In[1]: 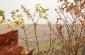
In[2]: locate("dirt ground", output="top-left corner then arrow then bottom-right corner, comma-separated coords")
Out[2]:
0,24 -> 56,50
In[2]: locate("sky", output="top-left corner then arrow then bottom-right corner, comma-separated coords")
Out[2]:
0,0 -> 74,24
0,0 -> 60,24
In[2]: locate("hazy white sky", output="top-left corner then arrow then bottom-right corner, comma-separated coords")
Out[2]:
0,0 -> 73,24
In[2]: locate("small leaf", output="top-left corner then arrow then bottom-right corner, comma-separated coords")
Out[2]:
39,14 -> 43,18
0,20 -> 3,24
6,25 -> 11,29
41,8 -> 49,13
0,16 -> 5,24
11,11 -> 15,14
7,19 -> 10,22
35,4 -> 41,6
36,7 -> 39,11
12,16 -> 16,20
0,10 -> 4,16
21,18 -> 24,23
43,16 -> 47,19
33,23 -> 37,26
15,21 -> 20,26
16,9 -> 19,12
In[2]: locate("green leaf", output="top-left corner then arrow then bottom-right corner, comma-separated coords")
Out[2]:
45,9 -> 49,11
36,7 -> 39,11
39,14 -> 43,18
11,11 -> 15,14
0,10 -> 5,24
21,5 -> 24,9
12,16 -> 16,20
21,5 -> 27,11
0,10 -> 4,16
60,0 -> 63,2
33,22 -> 38,26
35,4 -> 41,6
14,21 -> 20,26
41,8 -> 49,13
16,9 -> 19,12
6,25 -> 11,29
7,19 -> 10,22
43,16 -> 47,19
0,14 -> 5,24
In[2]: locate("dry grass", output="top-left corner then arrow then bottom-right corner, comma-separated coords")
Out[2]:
0,24 -> 56,50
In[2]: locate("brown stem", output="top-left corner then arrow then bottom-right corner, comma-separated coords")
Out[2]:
34,25 -> 39,54
23,27 -> 29,52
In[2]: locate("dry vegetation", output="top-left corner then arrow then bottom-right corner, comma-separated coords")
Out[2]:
0,0 -> 85,55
